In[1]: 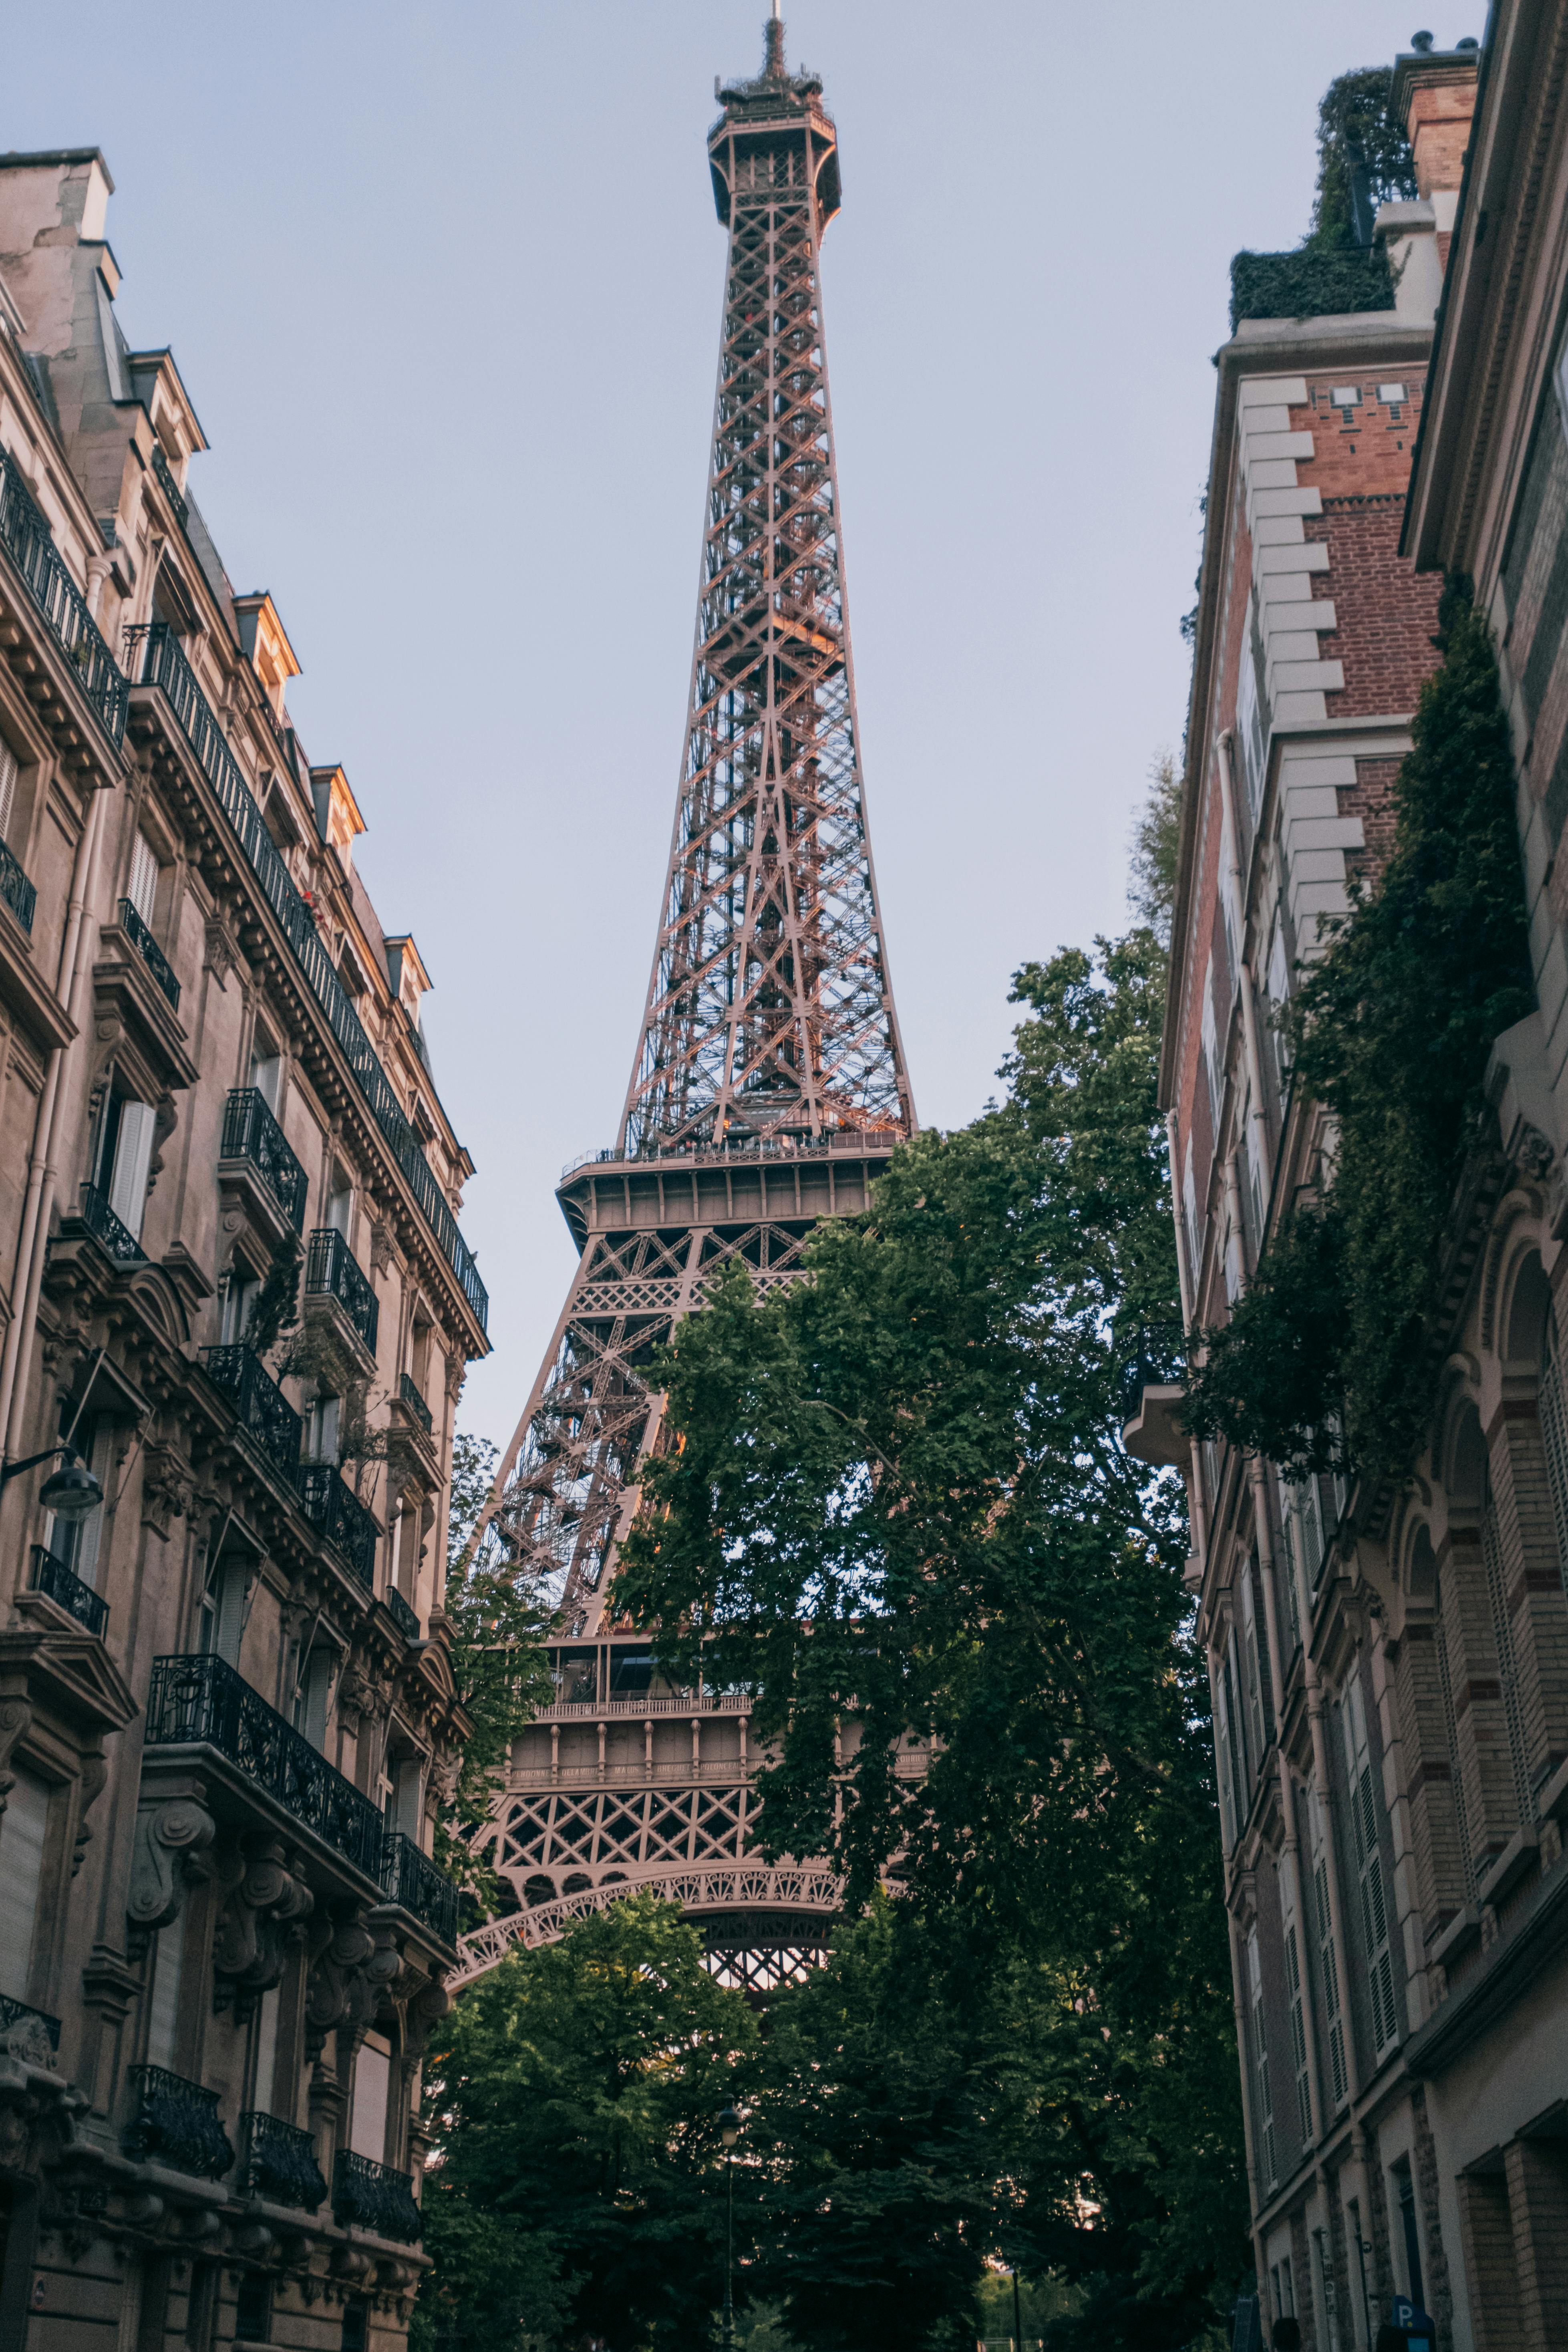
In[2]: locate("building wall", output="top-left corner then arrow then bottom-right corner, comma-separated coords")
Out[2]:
0,149 -> 485,2351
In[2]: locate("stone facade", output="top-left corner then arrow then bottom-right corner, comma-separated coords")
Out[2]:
0,149 -> 486,2350
1145,40 -> 1568,2352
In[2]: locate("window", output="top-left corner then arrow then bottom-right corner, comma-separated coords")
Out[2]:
1482,1465 -> 1535,1834
127,828 -> 159,926
1310,1785 -> 1348,2107
1271,2255 -> 1295,2317
249,1039 -> 282,1112
234,2271 -> 271,2343
341,2297 -> 369,2352
1343,1677 -> 1398,2056
1393,2159 -> 1425,2310
1280,1873 -> 1311,2143
294,1647 -> 336,1750
145,1919 -> 183,2070
46,1415 -> 112,1585
304,1392 -> 340,1465
1330,386 -> 1361,410
1435,1572 -> 1474,1899
1378,383 -> 1407,405
350,2036 -> 390,2161
1246,1924 -> 1277,2187
0,1767 -> 49,2001
199,1551 -> 248,1667
1215,1651 -> 1242,1849
387,1756 -> 424,1839
1539,1307 -> 1568,1599
0,738 -> 17,842
1240,1565 -> 1270,1763
95,1083 -> 157,1240
326,1177 -> 353,1239
1236,637 -> 1267,818
251,1983 -> 280,2117
1201,976 -> 1223,1144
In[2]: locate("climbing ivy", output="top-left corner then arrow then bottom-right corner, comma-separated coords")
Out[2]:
1229,66 -> 1417,333
1185,587 -> 1534,1488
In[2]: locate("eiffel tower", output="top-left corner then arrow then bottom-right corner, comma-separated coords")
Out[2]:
456,8 -> 915,1992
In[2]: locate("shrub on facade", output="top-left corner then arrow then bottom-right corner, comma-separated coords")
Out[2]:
1185,587 -> 1534,1488
1228,66 -> 1416,333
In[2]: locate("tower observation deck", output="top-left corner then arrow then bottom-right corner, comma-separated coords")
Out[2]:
455,15 -> 915,1994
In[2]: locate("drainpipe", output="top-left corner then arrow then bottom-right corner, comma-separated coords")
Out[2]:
0,779 -> 115,1458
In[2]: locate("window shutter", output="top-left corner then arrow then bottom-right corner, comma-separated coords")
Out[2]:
350,2038 -> 391,2159
127,830 -> 158,925
0,740 -> 17,843
108,1099 -> 157,1237
0,1768 -> 50,2001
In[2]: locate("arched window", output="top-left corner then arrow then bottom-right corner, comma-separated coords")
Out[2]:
1538,1293 -> 1568,1603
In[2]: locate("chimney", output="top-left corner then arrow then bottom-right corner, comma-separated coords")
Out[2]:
0,149 -> 115,353
1377,40 -> 1481,317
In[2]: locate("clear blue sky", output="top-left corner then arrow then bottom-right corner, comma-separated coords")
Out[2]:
7,1 -> 1471,1452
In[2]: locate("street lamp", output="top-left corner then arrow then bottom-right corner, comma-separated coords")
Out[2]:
1,1445 -> 103,1520
719,2105 -> 741,2352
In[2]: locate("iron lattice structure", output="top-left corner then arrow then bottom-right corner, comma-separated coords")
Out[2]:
461,17 -> 914,1987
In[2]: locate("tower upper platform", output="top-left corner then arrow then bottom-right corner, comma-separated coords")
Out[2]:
709,16 -> 841,230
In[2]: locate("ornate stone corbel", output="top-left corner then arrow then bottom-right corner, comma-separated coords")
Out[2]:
203,915 -> 240,991
211,1832 -> 314,2019
140,1442 -> 195,1539
126,1791 -> 216,1944
0,1697 -> 35,1819
403,1970 -> 451,2059
304,1907 -> 377,2060
71,1751 -> 108,1878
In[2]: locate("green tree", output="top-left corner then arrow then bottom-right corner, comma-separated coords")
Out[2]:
435,1433 -> 555,1903
416,1890 -> 756,2352
615,918 -> 1250,2343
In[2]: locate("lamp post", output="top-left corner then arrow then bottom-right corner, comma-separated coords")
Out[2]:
719,2104 -> 741,2352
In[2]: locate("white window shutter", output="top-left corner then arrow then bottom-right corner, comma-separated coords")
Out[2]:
127,830 -> 158,925
350,2039 -> 391,2159
108,1099 -> 157,1237
0,1768 -> 50,2000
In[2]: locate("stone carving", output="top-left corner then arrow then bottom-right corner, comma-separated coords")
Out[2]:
72,1752 -> 107,1879
403,1971 -> 451,2058
203,915 -> 239,990
211,1832 -> 314,2019
304,1907 -> 379,2060
0,1697 -> 35,1819
140,1442 -> 195,1538
337,1663 -> 391,1739
126,1793 -> 216,1941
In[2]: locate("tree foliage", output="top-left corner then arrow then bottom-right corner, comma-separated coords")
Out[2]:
1186,588 -> 1533,1484
1307,66 -> 1418,250
415,1890 -> 755,2352
611,914 -> 1248,2342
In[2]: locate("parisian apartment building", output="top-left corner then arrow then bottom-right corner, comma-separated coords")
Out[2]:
1129,18 -> 1568,2352
0,147 -> 487,2350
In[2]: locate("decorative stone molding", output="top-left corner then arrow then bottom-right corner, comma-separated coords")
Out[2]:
211,1831 -> 314,2019
304,1907 -> 381,2060
139,1440 -> 195,1538
126,1788 -> 216,1943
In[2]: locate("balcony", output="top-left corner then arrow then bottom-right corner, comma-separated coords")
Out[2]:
398,1370 -> 433,1436
306,1226 -> 379,1357
219,1087 -> 307,1234
1115,1318 -> 1190,1470
380,1829 -> 458,1946
145,1653 -> 386,1880
202,1344 -> 302,1479
0,445 -> 127,746
150,441 -> 189,531
77,1180 -> 145,1265
238,2110 -> 327,2211
1229,242 -> 1395,334
331,2149 -> 422,2244
0,835 -> 36,935
295,1463 -> 377,1589
123,2064 -> 235,2180
117,897 -> 181,1011
385,1587 -> 420,1643
0,1994 -> 61,2062
30,1545 -> 109,1638
126,620 -> 487,1332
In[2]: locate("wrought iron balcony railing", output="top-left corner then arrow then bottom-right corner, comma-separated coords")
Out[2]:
305,1226 -> 379,1353
202,1344 -> 302,1478
385,1587 -> 420,1643
1114,1319 -> 1188,1429
77,1181 -> 145,1265
123,2064 -> 235,2180
295,1463 -> 377,1589
379,1829 -> 457,1946
220,1087 -> 307,1232
0,445 -> 127,745
331,2149 -> 422,2243
398,1370 -> 433,1435
125,621 -> 486,1331
150,441 -> 189,530
238,2109 -> 327,2211
0,1994 -> 61,2058
117,896 -> 181,1010
145,1653 -> 387,1879
30,1544 -> 108,1637
0,834 -> 36,935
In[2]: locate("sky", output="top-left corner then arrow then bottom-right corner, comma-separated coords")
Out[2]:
8,0 -> 1473,1454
